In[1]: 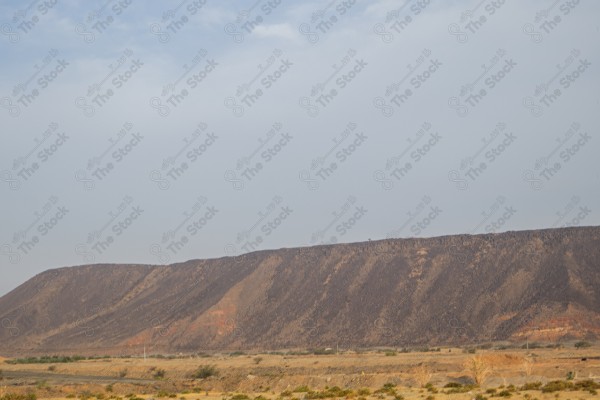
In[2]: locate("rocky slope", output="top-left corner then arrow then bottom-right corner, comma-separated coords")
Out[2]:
0,226 -> 599,355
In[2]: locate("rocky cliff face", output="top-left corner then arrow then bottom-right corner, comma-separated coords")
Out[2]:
1,226 -> 599,355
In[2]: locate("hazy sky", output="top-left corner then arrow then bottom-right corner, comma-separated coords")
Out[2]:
1,0 -> 599,296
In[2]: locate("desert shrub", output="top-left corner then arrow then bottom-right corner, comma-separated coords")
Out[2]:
311,348 -> 335,355
444,383 -> 476,394
486,388 -> 497,394
305,387 -> 353,399
254,396 -> 268,400
230,395 -> 250,400
229,351 -> 246,357
280,391 -> 292,397
118,368 -> 128,378
424,383 -> 437,393
357,389 -> 370,396
541,381 -> 573,393
192,365 -> 219,379
47,365 -> 56,371
443,383 -> 462,388
105,385 -> 113,393
153,368 -> 166,379
253,357 -> 263,364
374,383 -> 397,395
385,351 -> 396,356
425,396 -> 434,400
565,371 -> 575,380
475,395 -> 487,400
5,356 -> 88,364
293,386 -> 310,393
574,341 -> 591,348
0,394 -> 37,400
520,382 -> 542,391
496,390 -> 512,397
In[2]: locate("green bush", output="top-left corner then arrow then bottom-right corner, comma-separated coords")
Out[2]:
230,395 -> 250,400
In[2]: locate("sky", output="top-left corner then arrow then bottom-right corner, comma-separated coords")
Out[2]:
0,0 -> 599,296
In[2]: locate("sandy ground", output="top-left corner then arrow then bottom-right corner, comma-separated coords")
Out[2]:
1,345 -> 599,400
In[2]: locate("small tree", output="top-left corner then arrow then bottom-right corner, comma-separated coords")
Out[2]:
522,357 -> 534,376
464,355 -> 492,386
413,364 -> 433,387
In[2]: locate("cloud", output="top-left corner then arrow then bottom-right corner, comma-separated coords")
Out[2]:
252,23 -> 299,41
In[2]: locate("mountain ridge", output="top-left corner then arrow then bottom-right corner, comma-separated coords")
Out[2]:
1,226 -> 599,356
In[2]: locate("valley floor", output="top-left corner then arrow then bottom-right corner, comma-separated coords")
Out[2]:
1,345 -> 599,400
